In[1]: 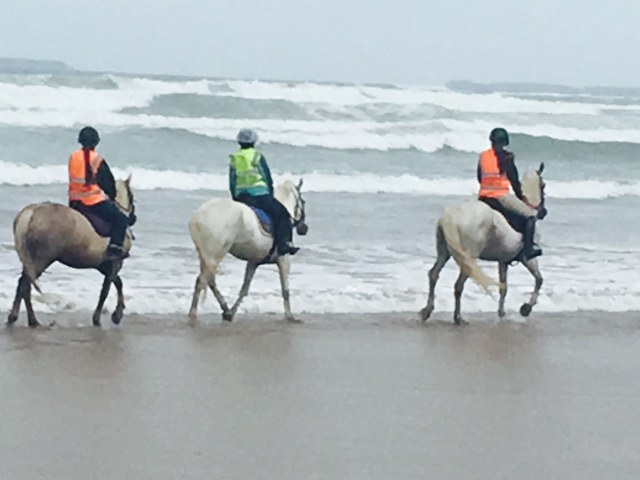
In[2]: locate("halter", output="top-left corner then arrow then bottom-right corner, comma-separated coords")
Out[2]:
291,186 -> 306,228
115,184 -> 135,216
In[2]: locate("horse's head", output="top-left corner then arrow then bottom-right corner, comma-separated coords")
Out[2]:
115,174 -> 135,216
293,179 -> 308,236
275,179 -> 308,236
520,162 -> 547,220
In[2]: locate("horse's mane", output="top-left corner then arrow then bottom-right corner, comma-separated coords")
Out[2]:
520,169 -> 541,206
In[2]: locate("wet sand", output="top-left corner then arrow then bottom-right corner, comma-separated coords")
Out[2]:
1,311 -> 639,479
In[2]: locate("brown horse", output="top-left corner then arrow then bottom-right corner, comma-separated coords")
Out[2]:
8,177 -> 135,327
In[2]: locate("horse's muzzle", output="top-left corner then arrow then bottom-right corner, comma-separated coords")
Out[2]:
296,223 -> 309,236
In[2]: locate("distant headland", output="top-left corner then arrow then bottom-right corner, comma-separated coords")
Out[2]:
0,57 -> 74,74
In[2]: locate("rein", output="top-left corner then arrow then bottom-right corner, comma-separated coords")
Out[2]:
290,188 -> 306,227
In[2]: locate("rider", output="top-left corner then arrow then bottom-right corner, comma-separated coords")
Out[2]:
68,126 -> 135,258
229,128 -> 299,256
477,128 -> 542,260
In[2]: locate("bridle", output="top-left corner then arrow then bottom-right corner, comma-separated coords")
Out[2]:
291,187 -> 306,228
115,185 -> 135,216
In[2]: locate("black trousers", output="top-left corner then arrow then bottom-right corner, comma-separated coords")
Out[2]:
479,196 -> 527,234
236,193 -> 293,249
71,200 -> 130,246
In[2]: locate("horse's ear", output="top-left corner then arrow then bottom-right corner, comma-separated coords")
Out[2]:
297,178 -> 303,191
538,162 -> 545,174
125,174 -> 132,187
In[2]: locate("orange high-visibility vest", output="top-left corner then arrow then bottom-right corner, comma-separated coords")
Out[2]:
478,148 -> 510,198
68,149 -> 107,205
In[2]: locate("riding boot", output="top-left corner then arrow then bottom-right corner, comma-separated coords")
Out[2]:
277,241 -> 299,256
523,217 -> 542,260
108,244 -> 130,259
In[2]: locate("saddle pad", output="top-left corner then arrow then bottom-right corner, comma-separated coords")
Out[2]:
81,211 -> 112,238
249,206 -> 273,234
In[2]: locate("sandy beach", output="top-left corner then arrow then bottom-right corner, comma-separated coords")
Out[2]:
1,311 -> 639,479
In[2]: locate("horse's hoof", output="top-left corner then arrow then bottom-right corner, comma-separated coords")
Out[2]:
222,312 -> 233,322
188,312 -> 197,322
520,304 -> 533,317
111,311 -> 123,325
454,317 -> 467,326
498,310 -> 506,319
420,306 -> 433,322
286,316 -> 303,324
28,319 -> 40,328
7,314 -> 18,325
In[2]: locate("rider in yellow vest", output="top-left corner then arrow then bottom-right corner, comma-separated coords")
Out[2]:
478,128 -> 542,260
229,128 -> 298,256
68,126 -> 136,258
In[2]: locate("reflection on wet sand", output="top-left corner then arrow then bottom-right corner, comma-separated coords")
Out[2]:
1,311 -> 639,479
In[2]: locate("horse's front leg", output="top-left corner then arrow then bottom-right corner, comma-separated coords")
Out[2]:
226,262 -> 258,321
277,255 -> 300,323
453,271 -> 468,326
111,275 -> 125,325
93,275 -> 112,327
498,262 -> 508,318
520,259 -> 543,317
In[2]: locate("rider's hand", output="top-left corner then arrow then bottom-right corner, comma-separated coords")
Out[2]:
537,207 -> 547,220
129,213 -> 137,226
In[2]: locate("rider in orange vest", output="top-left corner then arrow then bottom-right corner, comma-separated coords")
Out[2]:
478,128 -> 542,260
68,127 -> 135,258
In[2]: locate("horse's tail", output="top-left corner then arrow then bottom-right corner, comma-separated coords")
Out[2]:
438,210 -> 497,292
13,206 -> 42,294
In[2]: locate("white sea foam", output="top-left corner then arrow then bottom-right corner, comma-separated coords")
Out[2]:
2,75 -> 640,152
1,161 -> 638,199
0,243 -> 637,316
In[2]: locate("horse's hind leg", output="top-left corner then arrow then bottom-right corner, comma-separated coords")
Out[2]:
498,262 -> 508,318
421,226 -> 450,322
93,275 -> 112,327
7,273 -> 26,324
227,262 -> 258,322
453,271 -> 468,326
21,275 -> 39,328
209,275 -> 232,321
520,259 -> 543,317
111,275 -> 125,325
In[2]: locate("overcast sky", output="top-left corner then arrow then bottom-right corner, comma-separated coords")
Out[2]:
1,0 -> 638,86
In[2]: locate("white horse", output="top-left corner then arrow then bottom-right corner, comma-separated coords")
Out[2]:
188,179 -> 308,322
421,163 -> 547,325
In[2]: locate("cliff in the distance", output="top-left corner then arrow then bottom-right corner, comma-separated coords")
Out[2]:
0,58 -> 74,74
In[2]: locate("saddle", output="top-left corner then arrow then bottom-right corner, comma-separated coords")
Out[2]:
82,211 -> 113,238
479,197 -> 527,234
248,206 -> 280,264
70,202 -> 113,238
249,206 -> 274,235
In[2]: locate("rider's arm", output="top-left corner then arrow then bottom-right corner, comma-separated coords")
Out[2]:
96,160 -> 117,201
503,154 -> 524,200
229,165 -> 237,199
258,155 -> 274,195
477,162 -> 482,183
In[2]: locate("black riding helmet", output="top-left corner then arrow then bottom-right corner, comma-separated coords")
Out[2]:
78,126 -> 100,148
489,127 -> 509,148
